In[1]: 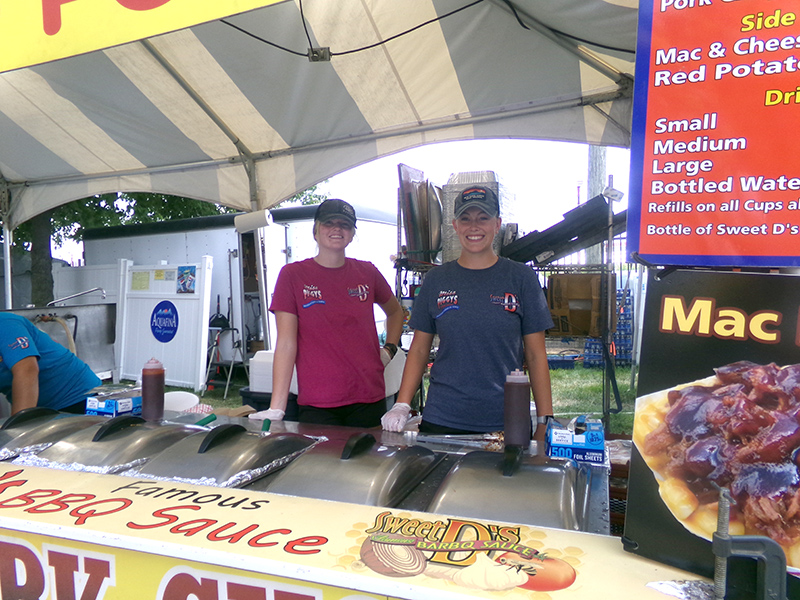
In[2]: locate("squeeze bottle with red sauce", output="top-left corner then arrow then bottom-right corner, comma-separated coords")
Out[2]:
504,369 -> 531,448
141,358 -> 165,421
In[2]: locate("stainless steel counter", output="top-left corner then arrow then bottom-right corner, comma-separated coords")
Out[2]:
1,409 -> 610,536
178,415 -> 611,535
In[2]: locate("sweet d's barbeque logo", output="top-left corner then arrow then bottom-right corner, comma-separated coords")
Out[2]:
347,284 -> 370,302
490,292 -> 520,313
345,511 -> 579,593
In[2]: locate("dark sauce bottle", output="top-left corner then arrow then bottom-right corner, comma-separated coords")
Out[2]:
141,358 -> 165,421
504,369 -> 531,448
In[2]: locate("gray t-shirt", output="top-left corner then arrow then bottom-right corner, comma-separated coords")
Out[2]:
409,258 -> 553,432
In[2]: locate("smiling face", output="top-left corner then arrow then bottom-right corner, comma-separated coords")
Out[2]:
453,206 -> 501,256
314,218 -> 355,252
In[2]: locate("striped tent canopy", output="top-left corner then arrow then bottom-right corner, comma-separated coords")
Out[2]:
0,0 -> 637,229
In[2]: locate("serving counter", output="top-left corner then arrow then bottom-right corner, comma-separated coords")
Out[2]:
0,411 -> 709,599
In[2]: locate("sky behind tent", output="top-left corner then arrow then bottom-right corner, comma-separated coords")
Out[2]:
319,139 -> 631,236
52,139 -> 631,264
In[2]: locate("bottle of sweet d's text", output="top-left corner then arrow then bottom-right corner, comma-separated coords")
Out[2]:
504,369 -> 531,448
141,358 -> 165,421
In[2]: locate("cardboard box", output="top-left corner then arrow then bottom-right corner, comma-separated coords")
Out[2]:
546,273 -> 616,337
546,416 -> 606,465
86,396 -> 143,417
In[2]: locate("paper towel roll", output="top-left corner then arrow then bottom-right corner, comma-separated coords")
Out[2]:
234,210 -> 272,233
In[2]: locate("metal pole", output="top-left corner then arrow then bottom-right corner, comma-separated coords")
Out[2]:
2,219 -> 12,309
255,227 -> 271,351
602,175 -> 615,426
1,181 -> 12,309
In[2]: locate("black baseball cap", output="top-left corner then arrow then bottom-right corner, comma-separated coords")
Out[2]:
314,199 -> 357,228
454,186 -> 499,218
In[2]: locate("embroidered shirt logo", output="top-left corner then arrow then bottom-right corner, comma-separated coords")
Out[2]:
435,290 -> 459,318
490,293 -> 521,313
10,336 -> 30,350
302,285 -> 325,308
348,284 -> 370,302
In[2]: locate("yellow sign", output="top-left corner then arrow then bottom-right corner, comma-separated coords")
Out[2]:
0,0 -> 283,74
131,271 -> 150,290
0,529 -> 384,600
0,464 -> 707,599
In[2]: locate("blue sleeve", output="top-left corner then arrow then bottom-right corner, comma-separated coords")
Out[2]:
0,318 -> 40,369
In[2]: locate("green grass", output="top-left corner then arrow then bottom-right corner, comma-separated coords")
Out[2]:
550,365 -> 636,436
175,365 -> 250,410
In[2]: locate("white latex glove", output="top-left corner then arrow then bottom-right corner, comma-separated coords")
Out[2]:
380,346 -> 393,367
248,408 -> 285,421
381,403 -> 411,432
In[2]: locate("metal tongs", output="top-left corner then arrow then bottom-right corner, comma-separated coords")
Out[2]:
413,432 -> 500,449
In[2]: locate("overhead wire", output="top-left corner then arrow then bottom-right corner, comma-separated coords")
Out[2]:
220,0 -> 634,59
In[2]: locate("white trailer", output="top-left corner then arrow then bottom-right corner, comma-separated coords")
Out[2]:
53,206 -> 397,389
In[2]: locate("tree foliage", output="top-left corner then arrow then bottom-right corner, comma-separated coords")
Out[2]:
14,184 -> 327,248
5,186 -> 328,306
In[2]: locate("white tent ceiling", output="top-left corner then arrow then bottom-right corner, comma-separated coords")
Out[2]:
0,0 -> 637,229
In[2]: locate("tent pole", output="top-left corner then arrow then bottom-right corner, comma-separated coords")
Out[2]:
0,183 -> 11,309
2,220 -> 11,309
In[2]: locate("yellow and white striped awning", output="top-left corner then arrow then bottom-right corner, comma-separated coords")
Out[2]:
0,0 -> 637,228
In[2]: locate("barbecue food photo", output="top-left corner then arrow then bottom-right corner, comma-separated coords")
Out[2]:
633,360 -> 800,569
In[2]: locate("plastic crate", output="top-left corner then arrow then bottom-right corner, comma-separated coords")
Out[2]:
583,359 -> 605,369
547,354 -> 579,370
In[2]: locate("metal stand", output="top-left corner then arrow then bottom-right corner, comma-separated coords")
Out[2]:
712,487 -> 788,600
203,327 -> 248,400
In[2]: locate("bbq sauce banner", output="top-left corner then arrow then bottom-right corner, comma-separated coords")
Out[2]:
627,0 -> 800,267
624,269 -> 800,597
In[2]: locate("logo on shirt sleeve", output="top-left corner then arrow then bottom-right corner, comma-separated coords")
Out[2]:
490,293 -> 521,313
10,336 -> 30,350
302,284 -> 325,308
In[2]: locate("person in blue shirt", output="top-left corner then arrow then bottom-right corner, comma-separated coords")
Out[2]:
382,186 -> 554,438
0,312 -> 101,414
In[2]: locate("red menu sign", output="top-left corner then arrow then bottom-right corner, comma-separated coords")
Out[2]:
628,0 -> 800,267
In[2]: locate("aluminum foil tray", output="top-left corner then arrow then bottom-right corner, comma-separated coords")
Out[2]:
16,415 -> 204,473
426,451 -> 590,530
247,432 -> 441,507
0,408 -> 109,460
137,424 -> 316,487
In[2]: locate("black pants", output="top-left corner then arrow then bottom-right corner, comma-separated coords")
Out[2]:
420,418 -> 533,438
60,400 -> 87,414
419,420 -> 484,435
298,400 -> 385,428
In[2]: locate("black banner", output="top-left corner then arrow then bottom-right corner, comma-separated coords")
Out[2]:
625,269 -> 800,598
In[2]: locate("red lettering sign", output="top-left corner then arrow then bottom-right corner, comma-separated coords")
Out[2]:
0,541 -> 45,600
48,552 -> 111,600
42,0 -> 79,36
115,0 -> 171,9
42,0 -> 172,36
162,573 -> 218,600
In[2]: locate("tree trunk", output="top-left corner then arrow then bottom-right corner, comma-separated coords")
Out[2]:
30,210 -> 54,307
